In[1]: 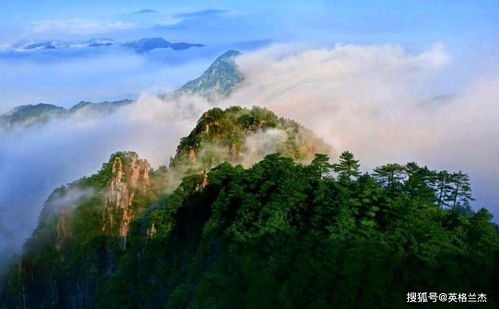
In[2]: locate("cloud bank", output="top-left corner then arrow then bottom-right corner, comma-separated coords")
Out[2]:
223,43 -> 498,212
1,43 -> 498,268
32,19 -> 135,34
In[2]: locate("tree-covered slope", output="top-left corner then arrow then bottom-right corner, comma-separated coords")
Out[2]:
168,106 -> 329,184
105,154 -> 499,308
0,108 -> 497,309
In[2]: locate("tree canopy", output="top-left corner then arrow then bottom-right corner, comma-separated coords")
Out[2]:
2,152 -> 497,308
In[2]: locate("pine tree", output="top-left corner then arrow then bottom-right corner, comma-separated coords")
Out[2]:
435,170 -> 453,208
310,153 -> 333,176
403,162 -> 437,201
332,151 -> 360,180
447,171 -> 474,209
372,163 -> 406,190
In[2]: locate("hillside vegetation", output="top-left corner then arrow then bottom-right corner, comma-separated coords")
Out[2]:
0,107 -> 497,308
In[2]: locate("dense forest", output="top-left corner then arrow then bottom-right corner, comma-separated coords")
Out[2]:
1,107 -> 497,308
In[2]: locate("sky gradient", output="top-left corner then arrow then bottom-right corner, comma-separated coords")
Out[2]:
0,0 -> 498,110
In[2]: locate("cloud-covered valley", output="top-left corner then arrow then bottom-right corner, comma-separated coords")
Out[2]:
1,43 -> 498,267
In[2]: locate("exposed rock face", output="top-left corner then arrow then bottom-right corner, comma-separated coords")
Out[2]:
0,107 -> 336,309
55,208 -> 74,250
147,223 -> 157,238
205,120 -> 220,134
230,144 -> 238,162
188,148 -> 197,163
196,171 -> 209,191
102,153 -> 150,249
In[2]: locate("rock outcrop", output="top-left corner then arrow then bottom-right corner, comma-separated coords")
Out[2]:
102,152 -> 150,249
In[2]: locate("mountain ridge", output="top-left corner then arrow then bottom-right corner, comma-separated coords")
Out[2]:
0,50 -> 243,129
6,37 -> 204,53
173,50 -> 243,100
0,99 -> 133,129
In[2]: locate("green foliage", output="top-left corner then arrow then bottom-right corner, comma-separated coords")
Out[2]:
333,151 -> 360,179
2,151 -> 498,308
78,151 -> 137,189
373,163 -> 406,190
170,106 -> 328,170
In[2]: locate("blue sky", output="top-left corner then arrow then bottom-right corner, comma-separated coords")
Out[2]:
0,0 -> 497,110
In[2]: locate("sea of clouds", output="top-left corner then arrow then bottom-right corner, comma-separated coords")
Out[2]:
1,43 -> 498,267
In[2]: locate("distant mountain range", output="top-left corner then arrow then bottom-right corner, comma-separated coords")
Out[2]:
0,100 -> 133,129
0,50 -> 243,129
7,37 -> 204,53
122,38 -> 204,53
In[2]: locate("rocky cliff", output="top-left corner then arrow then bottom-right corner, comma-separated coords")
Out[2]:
102,153 -> 150,249
1,104 -> 498,308
0,106 -> 332,308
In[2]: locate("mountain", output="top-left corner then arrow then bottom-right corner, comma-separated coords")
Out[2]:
68,99 -> 132,113
0,103 -> 66,129
13,39 -> 113,50
122,37 -> 204,53
9,37 -> 204,53
0,99 -> 132,130
0,106 -> 330,307
172,50 -> 244,100
21,40 -> 68,50
86,38 -> 116,47
1,106 -> 498,308
1,50 -> 243,129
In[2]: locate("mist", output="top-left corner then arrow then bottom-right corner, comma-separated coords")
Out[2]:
0,94 -> 208,264
223,43 -> 499,213
1,43 -> 498,267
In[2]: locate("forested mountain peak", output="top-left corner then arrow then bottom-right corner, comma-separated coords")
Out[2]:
14,106 -> 330,264
1,107 -> 497,308
170,106 -> 330,173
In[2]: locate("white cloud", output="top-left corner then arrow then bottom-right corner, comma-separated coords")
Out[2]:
1,42 -> 498,267
155,16 -> 183,26
32,19 -> 135,34
240,128 -> 288,167
224,43 -> 452,156
218,44 -> 497,214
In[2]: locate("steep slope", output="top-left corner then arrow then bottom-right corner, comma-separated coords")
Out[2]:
169,106 -> 329,171
0,106 -> 331,308
2,139 -> 498,308
2,103 -> 497,308
171,50 -> 243,100
1,152 -> 160,308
